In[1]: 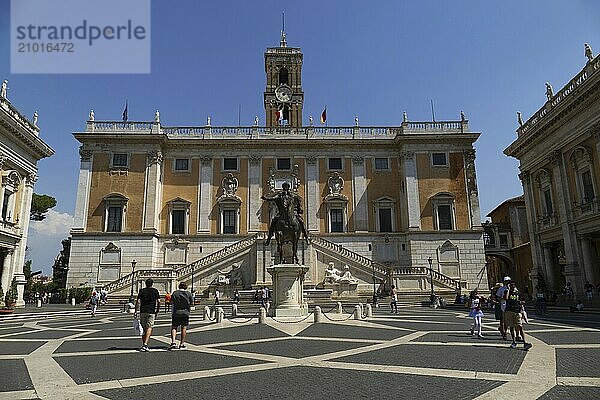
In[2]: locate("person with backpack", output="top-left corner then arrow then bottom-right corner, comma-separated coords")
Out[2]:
89,291 -> 99,317
169,282 -> 193,350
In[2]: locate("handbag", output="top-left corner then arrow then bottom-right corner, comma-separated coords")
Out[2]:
133,318 -> 143,336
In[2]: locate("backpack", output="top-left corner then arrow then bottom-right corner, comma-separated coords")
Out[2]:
90,296 -> 98,305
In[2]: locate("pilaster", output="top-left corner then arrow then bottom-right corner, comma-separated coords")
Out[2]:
402,151 -> 421,230
248,156 -> 262,232
198,157 -> 213,233
351,156 -> 368,232
142,150 -> 163,233
463,149 -> 482,228
305,156 -> 319,232
72,147 -> 93,232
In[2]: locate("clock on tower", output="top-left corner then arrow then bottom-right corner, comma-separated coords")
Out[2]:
264,30 -> 304,128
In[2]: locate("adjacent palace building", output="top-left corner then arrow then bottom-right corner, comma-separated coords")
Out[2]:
0,83 -> 54,307
506,45 -> 600,297
67,34 -> 486,300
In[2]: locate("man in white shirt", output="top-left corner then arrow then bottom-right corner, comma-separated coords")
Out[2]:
495,277 -> 511,340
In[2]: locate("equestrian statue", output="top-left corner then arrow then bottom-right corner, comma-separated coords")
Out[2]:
261,182 -> 309,264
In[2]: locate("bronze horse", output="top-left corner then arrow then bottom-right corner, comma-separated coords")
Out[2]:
273,194 -> 302,264
262,182 -> 308,264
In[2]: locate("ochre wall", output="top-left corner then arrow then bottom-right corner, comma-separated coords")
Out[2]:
366,157 -> 401,231
417,152 -> 469,230
160,158 -> 199,234
87,153 -> 146,232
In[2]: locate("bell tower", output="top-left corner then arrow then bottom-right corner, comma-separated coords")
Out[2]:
264,29 -> 304,128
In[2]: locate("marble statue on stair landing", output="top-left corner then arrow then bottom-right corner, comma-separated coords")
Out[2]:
324,262 -> 358,285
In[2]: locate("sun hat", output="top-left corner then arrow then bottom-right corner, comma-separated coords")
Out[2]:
503,276 -> 511,282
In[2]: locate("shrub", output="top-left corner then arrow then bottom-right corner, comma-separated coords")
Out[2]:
4,278 -> 18,308
67,287 -> 92,304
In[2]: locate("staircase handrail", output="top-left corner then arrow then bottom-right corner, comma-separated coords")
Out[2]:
392,266 -> 461,290
176,232 -> 264,279
310,235 -> 389,277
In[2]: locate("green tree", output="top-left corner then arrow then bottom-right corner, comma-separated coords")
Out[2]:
30,193 -> 57,221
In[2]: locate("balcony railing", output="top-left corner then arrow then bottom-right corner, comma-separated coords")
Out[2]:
572,198 -> 600,218
536,213 -> 560,229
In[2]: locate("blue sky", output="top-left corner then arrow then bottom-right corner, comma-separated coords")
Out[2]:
0,0 -> 599,275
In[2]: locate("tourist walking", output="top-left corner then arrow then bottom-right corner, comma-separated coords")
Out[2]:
165,292 -> 172,313
564,282 -> 574,302
468,289 -> 484,338
495,277 -> 511,340
169,282 -> 193,350
100,288 -> 108,305
260,286 -> 268,309
390,285 -> 398,313
233,289 -> 240,304
503,280 -> 532,350
89,291 -> 99,317
584,281 -> 594,301
214,289 -> 220,306
134,278 -> 160,352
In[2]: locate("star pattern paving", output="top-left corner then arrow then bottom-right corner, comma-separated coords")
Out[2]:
0,305 -> 599,400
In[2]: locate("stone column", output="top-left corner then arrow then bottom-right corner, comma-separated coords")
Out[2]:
552,150 -> 582,289
13,173 -> 36,307
542,245 -> 556,290
198,157 -> 213,233
248,156 -> 262,232
352,156 -> 368,232
580,236 -> 597,285
463,149 -> 482,228
403,151 -> 421,230
0,249 -> 12,294
519,171 -> 544,290
305,156 -> 319,232
72,147 -> 93,232
142,150 -> 163,233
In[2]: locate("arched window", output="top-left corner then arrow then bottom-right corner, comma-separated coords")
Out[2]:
278,68 -> 288,85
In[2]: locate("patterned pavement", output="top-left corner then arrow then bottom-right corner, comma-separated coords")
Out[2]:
0,305 -> 599,399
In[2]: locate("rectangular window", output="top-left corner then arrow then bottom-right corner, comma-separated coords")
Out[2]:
582,171 -> 595,202
1,191 -> 10,221
437,205 -> 453,230
499,234 -> 509,248
107,206 -> 123,232
543,189 -> 553,215
112,153 -> 128,167
328,157 -> 343,170
174,159 -> 189,171
330,209 -> 344,232
277,158 -> 291,170
374,158 -> 389,170
171,209 -> 186,234
432,153 -> 447,166
223,210 -> 237,234
223,158 -> 238,171
378,208 -> 392,232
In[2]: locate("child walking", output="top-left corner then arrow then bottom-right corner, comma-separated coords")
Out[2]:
468,289 -> 484,338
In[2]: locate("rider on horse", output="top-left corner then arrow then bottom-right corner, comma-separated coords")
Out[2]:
261,182 -> 309,246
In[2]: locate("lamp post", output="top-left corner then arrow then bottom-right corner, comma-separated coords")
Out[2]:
129,259 -> 137,303
372,263 -> 377,306
427,256 -> 435,303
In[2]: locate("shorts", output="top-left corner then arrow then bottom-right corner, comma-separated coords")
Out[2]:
140,313 -> 156,329
172,314 -> 190,328
504,311 -> 522,328
494,304 -> 503,321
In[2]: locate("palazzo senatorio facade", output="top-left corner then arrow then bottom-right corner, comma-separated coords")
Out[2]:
67,34 -> 486,300
0,83 -> 54,306
505,45 -> 600,297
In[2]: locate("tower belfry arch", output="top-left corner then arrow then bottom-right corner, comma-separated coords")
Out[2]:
264,21 -> 303,128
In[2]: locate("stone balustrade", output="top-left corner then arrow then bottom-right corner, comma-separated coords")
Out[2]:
519,56 -> 600,136
82,121 -> 471,139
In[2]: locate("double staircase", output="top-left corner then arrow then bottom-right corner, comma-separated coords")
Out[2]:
103,233 -> 463,303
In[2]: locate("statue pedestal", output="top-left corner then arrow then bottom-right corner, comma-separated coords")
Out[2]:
267,264 -> 309,317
